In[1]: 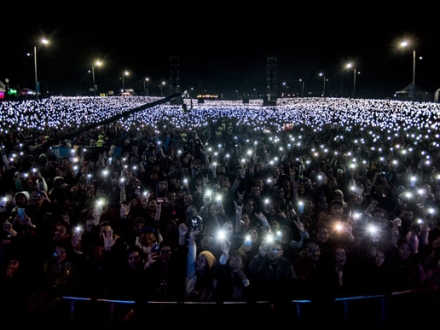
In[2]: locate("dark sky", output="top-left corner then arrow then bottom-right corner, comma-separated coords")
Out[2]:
3,9 -> 439,99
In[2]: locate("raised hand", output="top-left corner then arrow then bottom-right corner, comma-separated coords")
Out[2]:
179,222 -> 188,236
102,229 -> 116,251
293,218 -> 305,232
234,201 -> 243,214
71,226 -> 84,248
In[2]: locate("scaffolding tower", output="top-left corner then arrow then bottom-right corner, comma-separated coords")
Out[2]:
264,57 -> 278,106
168,56 -> 180,95
168,56 -> 181,104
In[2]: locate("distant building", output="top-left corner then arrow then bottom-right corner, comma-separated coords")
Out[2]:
119,89 -> 136,96
395,83 -> 433,102
196,93 -> 218,100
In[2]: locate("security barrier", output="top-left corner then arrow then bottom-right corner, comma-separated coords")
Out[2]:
57,289 -> 439,329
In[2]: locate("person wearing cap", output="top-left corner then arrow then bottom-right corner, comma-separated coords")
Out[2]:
134,225 -> 162,255
13,191 -> 30,209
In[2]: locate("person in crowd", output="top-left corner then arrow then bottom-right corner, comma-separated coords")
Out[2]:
293,238 -> 327,299
359,243 -> 394,295
133,225 -> 162,255
394,205 -> 418,238
30,241 -> 80,327
241,197 -> 271,237
245,182 -> 264,214
236,226 -> 261,266
0,248 -> 32,324
107,245 -> 148,300
324,199 -> 356,251
389,238 -> 419,292
144,239 -> 187,301
184,227 -> 217,301
214,242 -> 255,302
311,221 -> 335,266
198,192 -> 229,237
248,238 -> 298,309
321,243 -> 360,298
78,242 -> 111,297
412,244 -> 439,291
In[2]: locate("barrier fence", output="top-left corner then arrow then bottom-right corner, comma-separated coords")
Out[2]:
54,289 -> 439,329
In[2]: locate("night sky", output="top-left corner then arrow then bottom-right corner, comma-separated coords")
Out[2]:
3,9 -> 439,100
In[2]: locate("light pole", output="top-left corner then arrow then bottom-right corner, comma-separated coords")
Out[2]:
159,81 -> 165,96
282,82 -> 288,96
299,79 -> 305,97
122,71 -> 129,92
319,73 -> 326,97
91,60 -> 102,97
31,38 -> 49,99
400,40 -> 417,101
143,77 -> 149,96
345,63 -> 357,98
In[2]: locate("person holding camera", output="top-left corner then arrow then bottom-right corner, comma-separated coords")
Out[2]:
144,239 -> 187,301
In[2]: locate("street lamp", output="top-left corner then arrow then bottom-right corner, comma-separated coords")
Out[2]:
345,63 -> 357,98
30,38 -> 49,99
400,40 -> 417,101
282,82 -> 288,96
319,73 -> 326,97
122,71 -> 129,92
91,60 -> 102,97
143,77 -> 149,96
159,81 -> 165,96
299,79 -> 305,97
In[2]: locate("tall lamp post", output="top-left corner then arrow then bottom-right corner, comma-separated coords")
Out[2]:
122,71 -> 129,92
400,40 -> 417,101
159,81 -> 165,96
143,77 -> 149,96
319,73 -> 326,97
299,78 -> 305,97
31,38 -> 49,99
345,63 -> 357,98
91,60 -> 102,97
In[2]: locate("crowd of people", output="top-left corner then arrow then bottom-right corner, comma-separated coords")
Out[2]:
1,95 -> 440,325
